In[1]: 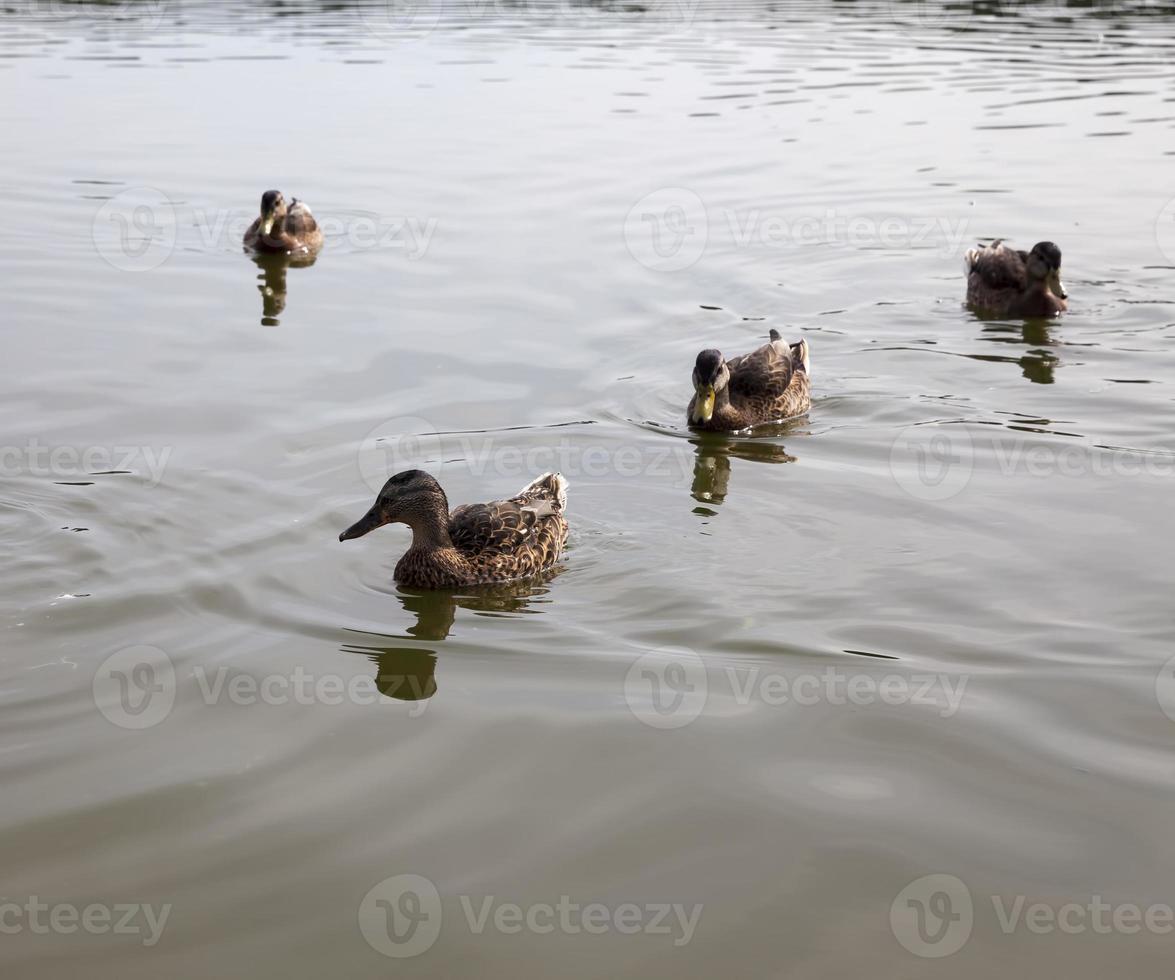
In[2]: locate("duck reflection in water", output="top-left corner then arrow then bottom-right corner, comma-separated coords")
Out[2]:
397,575 -> 560,640
338,641 -> 439,705
251,251 -> 317,327
690,433 -> 796,506
973,314 -> 1059,385
340,575 -> 560,705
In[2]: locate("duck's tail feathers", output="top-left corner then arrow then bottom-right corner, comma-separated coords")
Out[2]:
521,472 -> 568,512
965,239 -> 1004,274
791,338 -> 810,374
768,328 -> 782,342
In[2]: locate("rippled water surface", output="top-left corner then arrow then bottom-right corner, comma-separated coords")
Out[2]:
3,1 -> 1175,976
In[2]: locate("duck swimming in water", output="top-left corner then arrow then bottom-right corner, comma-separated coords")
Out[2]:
688,329 -> 811,432
965,240 -> 1067,318
339,470 -> 569,589
243,189 -> 323,255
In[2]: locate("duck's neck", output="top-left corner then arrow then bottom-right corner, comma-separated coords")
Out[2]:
405,496 -> 455,552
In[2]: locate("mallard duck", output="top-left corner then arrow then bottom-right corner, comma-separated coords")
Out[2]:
688,329 -> 810,431
965,240 -> 1067,317
339,470 -> 569,589
243,190 -> 323,255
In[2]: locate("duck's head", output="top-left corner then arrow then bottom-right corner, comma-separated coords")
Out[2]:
690,349 -> 730,425
258,189 -> 287,236
339,469 -> 445,541
1028,241 -> 1066,300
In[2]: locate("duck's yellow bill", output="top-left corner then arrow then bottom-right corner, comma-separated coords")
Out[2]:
261,215 -> 276,236
693,387 -> 716,424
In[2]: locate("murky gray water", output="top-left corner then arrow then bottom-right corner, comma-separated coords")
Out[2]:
2,1 -> 1175,976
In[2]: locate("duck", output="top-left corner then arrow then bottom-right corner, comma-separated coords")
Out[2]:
964,240 -> 1067,317
688,329 -> 810,431
243,189 -> 323,255
339,470 -> 569,589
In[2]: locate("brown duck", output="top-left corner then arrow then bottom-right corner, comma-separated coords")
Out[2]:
965,240 -> 1067,317
339,470 -> 569,589
688,329 -> 811,431
243,189 -> 324,255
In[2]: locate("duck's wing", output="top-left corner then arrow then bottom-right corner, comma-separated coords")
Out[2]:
966,241 -> 1027,290
727,331 -> 796,404
790,338 -> 810,375
512,472 -> 568,511
284,198 -> 319,236
448,495 -> 559,556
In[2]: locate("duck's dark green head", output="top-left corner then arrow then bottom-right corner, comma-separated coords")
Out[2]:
259,189 -> 286,236
339,469 -> 446,541
691,349 -> 729,424
1028,241 -> 1066,299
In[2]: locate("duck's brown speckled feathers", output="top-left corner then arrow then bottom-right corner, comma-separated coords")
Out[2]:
688,329 -> 811,432
339,470 -> 568,590
965,240 -> 1067,318
244,189 -> 324,255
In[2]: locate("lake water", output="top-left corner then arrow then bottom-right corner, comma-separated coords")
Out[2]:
2,1 -> 1175,976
